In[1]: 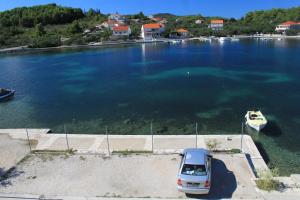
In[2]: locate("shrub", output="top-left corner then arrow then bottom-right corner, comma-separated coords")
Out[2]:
68,20 -> 82,34
229,148 -> 241,154
255,169 -> 282,191
206,139 -> 220,151
30,35 -> 61,48
285,29 -> 299,36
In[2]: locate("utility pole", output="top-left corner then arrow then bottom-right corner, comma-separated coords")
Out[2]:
241,122 -> 244,153
106,126 -> 110,156
26,129 -> 32,152
195,123 -> 198,148
151,121 -> 153,152
64,124 -> 69,151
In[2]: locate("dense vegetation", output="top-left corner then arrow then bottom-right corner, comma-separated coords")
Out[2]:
155,6 -> 300,36
0,3 -> 84,27
0,4 -> 299,49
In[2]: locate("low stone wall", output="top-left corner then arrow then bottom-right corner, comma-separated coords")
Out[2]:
0,129 -> 269,177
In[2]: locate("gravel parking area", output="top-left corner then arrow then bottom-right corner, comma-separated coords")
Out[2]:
0,134 -> 29,176
0,152 -> 261,199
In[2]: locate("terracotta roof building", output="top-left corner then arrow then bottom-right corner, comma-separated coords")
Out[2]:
209,19 -> 224,31
177,28 -> 189,33
141,23 -> 165,40
170,28 -> 189,39
275,21 -> 300,33
101,20 -> 123,30
112,25 -> 131,36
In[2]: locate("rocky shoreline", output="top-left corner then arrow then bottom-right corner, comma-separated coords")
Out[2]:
1,35 -> 299,55
0,39 -> 167,55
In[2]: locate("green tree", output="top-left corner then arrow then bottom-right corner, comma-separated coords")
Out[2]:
34,23 -> 45,37
68,21 -> 82,34
100,29 -> 112,41
0,4 -> 84,27
286,29 -> 299,36
86,8 -> 101,17
30,35 -> 61,48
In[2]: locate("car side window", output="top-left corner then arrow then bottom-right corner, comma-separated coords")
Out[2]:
179,154 -> 185,172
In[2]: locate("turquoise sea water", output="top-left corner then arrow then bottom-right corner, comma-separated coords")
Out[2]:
0,39 -> 300,175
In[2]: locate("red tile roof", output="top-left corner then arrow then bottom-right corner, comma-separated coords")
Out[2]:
211,19 -> 224,24
281,21 -> 299,25
113,25 -> 129,31
177,28 -> 188,33
106,20 -> 120,25
143,23 -> 163,29
152,17 -> 162,21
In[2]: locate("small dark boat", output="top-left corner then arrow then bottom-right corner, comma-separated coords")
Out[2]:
0,88 -> 15,101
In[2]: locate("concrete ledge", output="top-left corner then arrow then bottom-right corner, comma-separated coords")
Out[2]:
0,193 -> 198,200
0,128 -> 269,179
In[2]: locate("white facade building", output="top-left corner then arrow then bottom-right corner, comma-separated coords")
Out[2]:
112,26 -> 131,36
275,21 -> 300,33
141,23 -> 165,40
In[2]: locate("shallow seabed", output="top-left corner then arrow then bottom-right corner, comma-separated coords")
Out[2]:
1,39 -> 300,175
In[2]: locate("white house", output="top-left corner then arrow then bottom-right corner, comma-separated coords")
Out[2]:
209,19 -> 224,31
176,28 -> 189,38
195,19 -> 204,24
100,20 -> 122,30
141,23 -> 165,40
149,17 -> 168,24
169,28 -> 189,39
109,12 -> 126,23
112,25 -> 131,36
275,21 -> 300,33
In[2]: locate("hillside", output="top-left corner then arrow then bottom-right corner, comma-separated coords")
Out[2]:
0,4 -> 299,49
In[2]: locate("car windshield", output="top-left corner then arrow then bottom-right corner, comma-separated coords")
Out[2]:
181,164 -> 207,176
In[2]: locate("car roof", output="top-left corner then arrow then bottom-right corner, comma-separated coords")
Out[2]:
183,148 -> 207,165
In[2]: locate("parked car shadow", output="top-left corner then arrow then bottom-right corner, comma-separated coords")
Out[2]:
0,168 -> 6,177
186,158 -> 237,199
0,167 -> 24,187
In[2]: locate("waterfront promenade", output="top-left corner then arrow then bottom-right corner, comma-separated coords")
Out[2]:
0,129 -> 267,173
1,129 -> 300,199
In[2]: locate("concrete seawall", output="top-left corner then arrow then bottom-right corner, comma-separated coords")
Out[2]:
0,128 -> 268,177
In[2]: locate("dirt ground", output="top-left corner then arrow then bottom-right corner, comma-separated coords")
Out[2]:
0,152 -> 261,199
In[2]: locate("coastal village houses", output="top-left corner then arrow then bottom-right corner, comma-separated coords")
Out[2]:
170,28 -> 189,39
177,28 -> 189,38
98,12 -> 132,37
275,21 -> 300,33
108,12 -> 126,23
209,19 -> 224,31
151,17 -> 168,24
112,25 -> 131,36
141,23 -> 165,40
100,20 -> 122,30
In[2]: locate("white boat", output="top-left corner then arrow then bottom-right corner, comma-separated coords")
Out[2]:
231,38 -> 240,42
219,37 -> 229,42
245,110 -> 267,132
170,40 -> 181,44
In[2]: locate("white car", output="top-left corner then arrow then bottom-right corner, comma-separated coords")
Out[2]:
177,148 -> 212,194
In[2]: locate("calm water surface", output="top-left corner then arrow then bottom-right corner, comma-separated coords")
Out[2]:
0,39 -> 300,174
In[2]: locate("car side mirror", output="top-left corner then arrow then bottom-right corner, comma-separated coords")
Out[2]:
207,155 -> 213,159
179,153 -> 184,157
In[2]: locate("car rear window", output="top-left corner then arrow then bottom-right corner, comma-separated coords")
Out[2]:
181,164 -> 207,176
